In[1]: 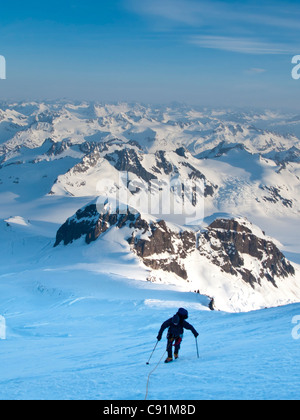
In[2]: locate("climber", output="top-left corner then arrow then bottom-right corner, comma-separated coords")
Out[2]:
156,308 -> 199,363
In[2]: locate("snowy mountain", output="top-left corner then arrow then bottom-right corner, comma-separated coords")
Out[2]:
53,201 -> 299,312
1,101 -> 300,400
1,101 -> 299,219
0,100 -> 300,313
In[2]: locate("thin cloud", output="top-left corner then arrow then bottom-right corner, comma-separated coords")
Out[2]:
128,0 -> 300,31
190,36 -> 293,55
127,0 -> 300,56
127,0 -> 204,26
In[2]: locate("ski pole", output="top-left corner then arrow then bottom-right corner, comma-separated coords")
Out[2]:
195,337 -> 200,359
146,340 -> 159,365
145,340 -> 173,400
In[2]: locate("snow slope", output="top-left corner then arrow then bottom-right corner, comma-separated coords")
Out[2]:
0,218 -> 299,400
1,262 -> 300,400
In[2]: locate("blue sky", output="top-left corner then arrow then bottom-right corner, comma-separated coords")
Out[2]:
0,0 -> 299,110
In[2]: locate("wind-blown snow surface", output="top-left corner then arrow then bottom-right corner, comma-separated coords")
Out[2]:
1,267 -> 300,400
0,219 -> 300,400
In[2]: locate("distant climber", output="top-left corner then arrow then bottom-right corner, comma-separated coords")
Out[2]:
157,308 -> 199,363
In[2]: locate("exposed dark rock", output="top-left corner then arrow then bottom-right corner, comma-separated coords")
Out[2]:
263,146 -> 300,165
54,203 -> 145,247
202,218 -> 295,288
143,258 -> 188,280
105,148 -> 157,183
209,297 -> 215,311
54,204 -> 100,247
260,185 -> 293,208
47,140 -> 72,157
54,204 -> 194,279
175,147 -> 187,157
180,161 -> 217,197
155,151 -> 173,175
71,151 -> 102,174
127,219 -> 195,279
79,141 -> 108,155
54,205 -> 295,290
196,141 -> 247,159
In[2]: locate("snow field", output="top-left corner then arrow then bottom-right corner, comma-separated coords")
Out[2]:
0,266 -> 300,400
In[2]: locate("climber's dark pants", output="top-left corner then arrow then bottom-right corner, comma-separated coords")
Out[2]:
166,335 -> 182,358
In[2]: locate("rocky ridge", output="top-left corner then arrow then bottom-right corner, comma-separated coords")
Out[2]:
54,203 -> 295,294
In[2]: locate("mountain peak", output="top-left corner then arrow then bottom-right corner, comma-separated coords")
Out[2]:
54,202 -> 297,311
